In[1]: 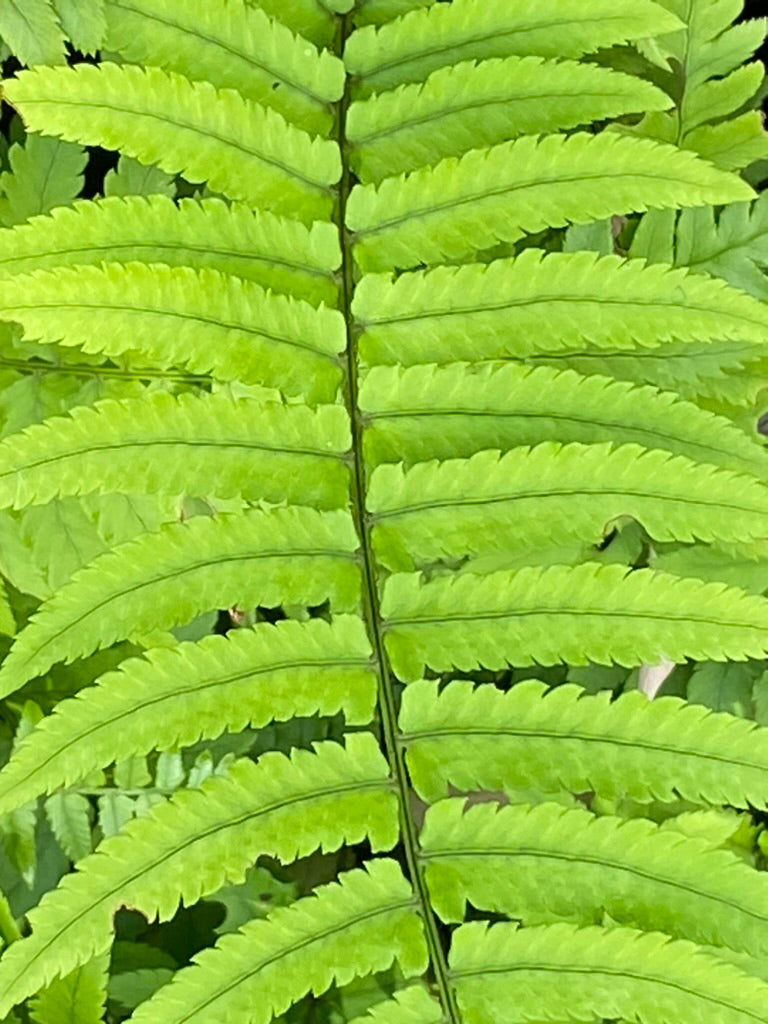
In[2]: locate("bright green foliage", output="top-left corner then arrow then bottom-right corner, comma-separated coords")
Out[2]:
0,135 -> 86,227
0,262 -> 346,399
348,132 -> 754,271
450,921 -> 768,1023
0,391 -> 351,509
29,955 -> 108,1024
0,616 -> 377,814
0,0 -> 67,66
0,195 -> 341,306
344,0 -> 683,94
2,64 -> 341,221
359,362 -> 768,475
0,0 -> 764,1022
348,56 -> 672,183
129,860 -> 425,1024
368,442 -> 768,569
0,735 -> 398,1014
399,679 -> 768,806
104,0 -> 345,134
626,0 -> 768,171
355,248 -> 768,363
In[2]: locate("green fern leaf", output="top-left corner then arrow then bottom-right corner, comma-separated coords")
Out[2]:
0,506 -> 360,698
243,0 -> 338,47
359,363 -> 768,476
450,920 -> 768,1024
369,442 -> 768,570
102,155 -> 175,198
348,56 -> 672,184
348,986 -> 443,1024
128,860 -> 425,1024
0,136 -> 86,227
344,0 -> 682,95
0,262 -> 345,400
104,0 -> 345,134
0,195 -> 341,307
0,0 -> 66,66
0,616 -> 376,815
400,678 -> 768,806
2,64 -> 341,221
352,0 -> 435,29
354,249 -> 768,363
29,954 -> 108,1024
0,391 -> 351,510
53,0 -> 106,55
0,735 -> 397,1016
348,133 -> 754,271
383,564 -> 768,680
674,196 -> 768,302
44,792 -> 92,863
421,798 -> 768,957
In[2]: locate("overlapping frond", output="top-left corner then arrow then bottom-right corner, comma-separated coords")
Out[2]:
368,442 -> 768,570
348,133 -> 754,271
383,564 -> 768,680
0,735 -> 398,1016
450,921 -> 768,1024
0,616 -> 376,815
347,57 -> 671,184
399,678 -> 768,806
2,64 -> 341,221
348,985 -> 443,1024
0,391 -> 351,509
104,0 -> 345,134
28,955 -> 109,1024
359,363 -> 768,475
0,506 -> 361,697
0,262 -> 345,399
129,860 -> 425,1024
244,0 -> 339,47
0,0 -> 67,66
344,0 -> 682,95
0,195 -> 341,306
626,0 -> 768,171
354,248 -> 768,362
352,0 -> 434,29
54,0 -> 107,54
421,798 -> 768,957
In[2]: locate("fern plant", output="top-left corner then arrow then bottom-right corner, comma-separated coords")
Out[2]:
0,0 -> 765,1021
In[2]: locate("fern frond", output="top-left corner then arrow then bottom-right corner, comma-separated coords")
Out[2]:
104,0 -> 345,134
674,196 -> 768,302
0,262 -> 345,400
359,363 -> 768,476
626,0 -> 768,170
348,985 -> 443,1024
537,339 -> 768,403
0,735 -> 397,1016
348,57 -> 671,184
352,0 -> 435,29
128,860 -> 425,1024
343,0 -> 682,95
0,136 -> 86,227
53,0 -> 107,55
0,195 -> 341,307
422,798 -> 768,957
2,64 -> 341,222
653,542 -> 768,593
383,564 -> 768,680
0,506 -> 361,698
354,249 -> 768,363
0,391 -> 351,510
450,920 -> 768,1024
399,678 -> 768,806
348,133 -> 753,271
245,0 -> 338,47
28,954 -> 108,1024
0,616 -> 376,815
0,0 -> 66,66
369,442 -> 768,570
